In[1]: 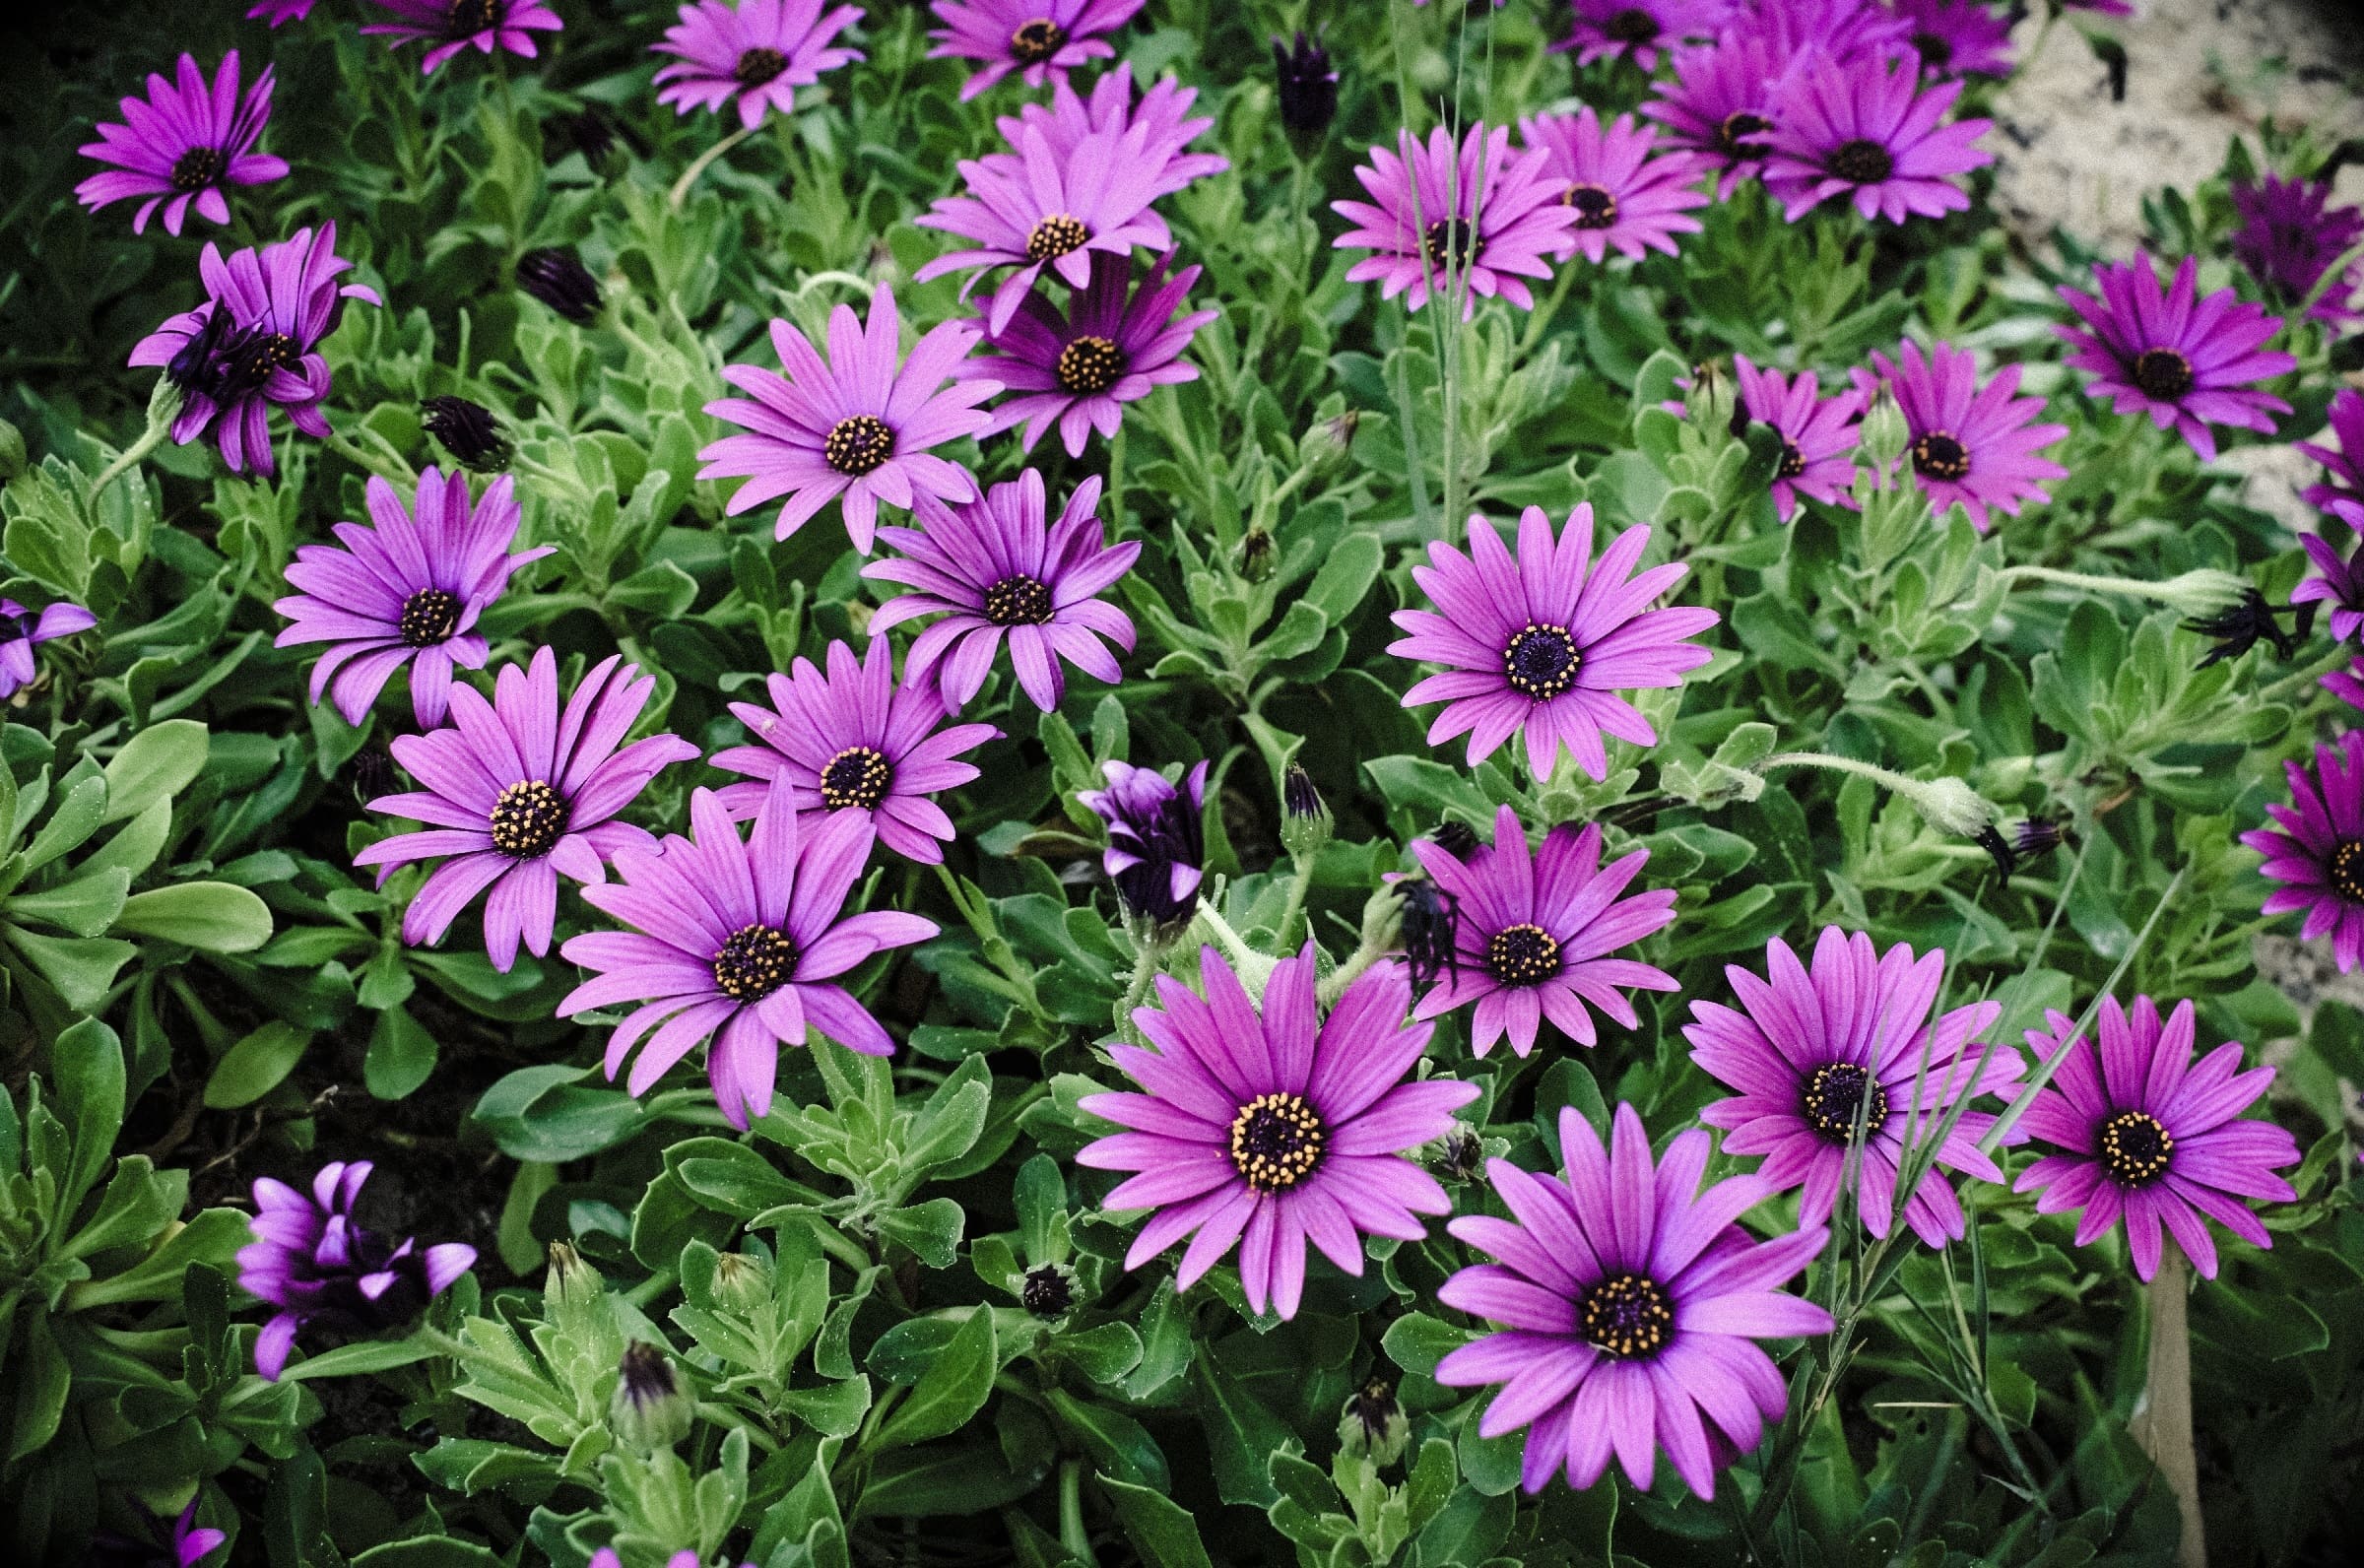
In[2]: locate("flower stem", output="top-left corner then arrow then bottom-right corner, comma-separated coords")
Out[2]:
89,382 -> 179,504
670,124 -> 756,210
2135,1250 -> 2208,1568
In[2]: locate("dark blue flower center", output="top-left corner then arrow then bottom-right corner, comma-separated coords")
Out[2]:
1717,112 -> 1771,160
711,923 -> 800,1002
1827,139 -> 1894,184
820,746 -> 892,811
1011,19 -> 1068,64
1912,32 -> 1952,71
489,779 -> 569,858
446,0 -> 501,38
399,588 -> 462,647
1056,335 -> 1124,395
984,574 -> 1056,626
1229,1091 -> 1325,1192
1422,217 -> 1478,275
1581,1272 -> 1673,1359
170,146 -> 228,192
1912,431 -> 1971,482
1485,922 -> 1561,987
735,47 -> 788,88
823,415 -> 894,476
2331,838 -> 2364,903
2134,348 -> 2195,401
1565,183 -> 1619,229
1502,622 -> 1580,699
1802,1062 -> 1888,1143
2098,1109 -> 2173,1187
1604,8 -> 1659,44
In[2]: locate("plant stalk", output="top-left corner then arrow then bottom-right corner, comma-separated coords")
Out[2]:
2135,1250 -> 2206,1568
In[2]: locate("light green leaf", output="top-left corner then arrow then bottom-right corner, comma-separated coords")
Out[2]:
871,1305 -> 995,1451
102,718 -> 209,824
204,1020 -> 310,1108
114,881 -> 274,951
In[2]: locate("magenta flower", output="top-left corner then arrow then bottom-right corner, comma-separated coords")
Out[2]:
76,50 -> 286,237
1554,0 -> 1733,72
1854,340 -> 2069,532
1079,759 -> 1208,926
2291,499 -> 2364,646
980,64 -> 1228,201
1434,1103 -> 1832,1497
712,637 -> 998,865
653,0 -> 866,129
699,286 -> 999,554
2054,252 -> 2297,462
1078,945 -> 1478,1320
2010,997 -> 2298,1280
1735,355 -> 1862,518
1645,33 -> 1797,198
2241,731 -> 2364,972
1520,107 -> 1711,265
1685,928 -> 2022,1247
2231,173 -> 2364,328
959,250 -> 1215,457
1408,805 -> 1677,1058
364,0 -> 562,74
249,0 -> 319,23
355,647 -> 698,971
168,1504 -> 227,1568
273,469 -> 553,730
863,471 -> 1139,713
928,0 -> 1143,100
1893,0 -> 2015,79
1388,504 -> 1719,781
1332,124 -> 1577,319
2059,0 -> 2132,13
1742,0 -> 1912,61
127,224 -> 381,479
2297,385 -> 2364,510
0,600 -> 98,700
1763,51 -> 1992,224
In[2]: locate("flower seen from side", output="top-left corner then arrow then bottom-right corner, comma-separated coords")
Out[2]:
363,0 -> 563,74
2298,385 -> 2364,510
1079,759 -> 1208,926
1734,355 -> 1862,518
1763,51 -> 1993,224
1855,339 -> 2068,531
653,0 -> 867,130
0,599 -> 98,701
76,50 -> 287,236
2231,172 -> 2364,328
1332,123 -> 1577,319
2054,251 -> 2296,461
249,1 -> 320,22
2241,730 -> 2364,972
2291,499 -> 2364,646
1520,106 -> 1712,265
1274,33 -> 1339,141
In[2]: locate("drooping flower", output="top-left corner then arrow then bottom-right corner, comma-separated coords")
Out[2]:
928,0 -> 1145,100
2291,499 -> 2364,646
237,1160 -> 477,1381
126,224 -> 381,479
1388,503 -> 1719,781
76,50 -> 287,237
1554,0 -> 1733,72
1684,927 -> 2022,1247
863,470 -> 1139,713
0,599 -> 98,701
1434,1103 -> 1832,1497
1733,355 -> 1862,519
2009,997 -> 2298,1279
2297,385 -> 2364,510
698,285 -> 999,554
957,250 -> 1215,457
1763,51 -> 1992,224
421,395 -> 512,473
1408,805 -> 1677,1059
355,647 -> 699,971
979,64 -> 1228,200
1332,123 -> 1577,319
2054,252 -> 2297,462
363,0 -> 562,75
1078,944 -> 1478,1320
515,247 -> 603,322
1644,33 -> 1795,198
1892,0 -> 2015,79
1078,759 -> 1208,925
1854,340 -> 2069,531
559,776 -> 939,1130
249,1 -> 320,23
1273,32 -> 1339,141
712,636 -> 998,865
2240,730 -> 2364,972
1520,106 -> 1712,265
2231,173 -> 2364,328
653,0 -> 866,130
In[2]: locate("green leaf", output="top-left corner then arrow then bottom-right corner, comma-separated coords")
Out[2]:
19,774 -> 109,873
204,1020 -> 311,1108
114,881 -> 274,951
7,866 -> 132,937
349,1537 -> 504,1568
363,1007 -> 439,1100
1381,1313 -> 1471,1379
7,928 -> 137,1011
872,1305 -> 996,1451
875,1197 -> 965,1269
102,718 -> 210,824
52,1014 -> 126,1212
1101,1474 -> 1216,1568
609,558 -> 701,617
4,1314 -> 70,1463
904,1054 -> 991,1174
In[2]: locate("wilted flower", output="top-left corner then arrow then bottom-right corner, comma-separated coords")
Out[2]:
1273,33 -> 1339,142
1332,123 -> 1578,319
609,1341 -> 694,1452
1855,340 -> 2069,532
928,0 -> 1144,100
2231,172 -> 2364,327
420,395 -> 511,473
515,247 -> 603,323
364,0 -> 562,75
652,0 -> 866,130
0,599 -> 98,701
1079,759 -> 1208,926
1520,106 -> 1712,265
1733,356 -> 1862,519
1763,51 -> 1993,224
2242,731 -> 2364,972
2054,252 -> 2296,462
2185,588 -> 2295,668
76,51 -> 286,236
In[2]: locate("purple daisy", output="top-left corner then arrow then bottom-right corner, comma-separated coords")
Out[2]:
1743,0 -> 1913,61
1854,339 -> 2069,532
2240,731 -> 2364,971
2231,173 -> 2364,328
1554,0 -> 1734,72
2054,252 -> 2297,462
237,1160 -> 477,1381
1763,50 -> 1992,224
2298,385 -> 2364,510
1734,355 -> 1862,518
76,50 -> 287,237
1520,107 -> 1712,265
126,223 -> 381,479
862,470 -> 1139,713
167,1504 -> 227,1568
1645,33 -> 1797,198
1388,503 -> 1719,781
712,636 -> 998,865
0,599 -> 98,701
560,776 -> 938,1129
957,250 -> 1215,457
1332,123 -> 1578,319
1892,0 -> 2014,79
249,0 -> 319,23
273,468 -> 554,730
653,0 -> 866,129
1408,805 -> 1677,1059
363,0 -> 562,74
698,285 -> 999,555
1685,927 -> 2022,1247
928,0 -> 1144,100
1434,1103 -> 1833,1497
1078,759 -> 1208,926
1077,944 -> 1479,1321
355,647 -> 699,971
2009,997 -> 2298,1280
981,64 -> 1228,201
2291,499 -> 2364,646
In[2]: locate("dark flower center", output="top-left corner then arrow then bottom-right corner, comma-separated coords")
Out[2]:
1026,213 -> 1089,262
170,146 -> 228,192
1010,19 -> 1068,64
1502,622 -> 1581,699
2331,838 -> 2364,903
1778,439 -> 1806,480
489,779 -> 570,858
1566,183 -> 1619,229
734,46 -> 788,87
1485,922 -> 1562,987
446,0 -> 500,37
2133,347 -> 2195,401
823,414 -> 894,476
1604,8 -> 1660,44
1055,335 -> 1125,395
710,922 -> 800,1002
1717,111 -> 1771,160
1827,138 -> 1895,184
1802,1062 -> 1889,1143
1020,1264 -> 1074,1316
1228,1091 -> 1326,1192
2097,1109 -> 2174,1187
984,573 -> 1056,626
1912,32 -> 1952,70
1423,217 -> 1478,275
209,330 -> 300,405
1912,430 -> 1972,482
1580,1272 -> 1674,1359
398,588 -> 463,647
820,745 -> 892,811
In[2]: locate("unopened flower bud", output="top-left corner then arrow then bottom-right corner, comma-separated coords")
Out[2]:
1903,775 -> 1996,838
1429,819 -> 1479,862
545,1241 -> 603,1316
1338,1377 -> 1410,1467
1272,32 -> 1339,145
1433,1127 -> 1484,1184
710,1252 -> 771,1314
1279,763 -> 1332,859
421,396 -> 511,474
609,1341 -> 692,1453
1020,1262 -> 1077,1319
1239,526 -> 1277,583
1299,408 -> 1359,473
1859,388 -> 1908,471
516,247 -> 602,324
348,746 -> 397,808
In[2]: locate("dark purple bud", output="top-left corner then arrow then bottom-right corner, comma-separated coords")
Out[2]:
1397,877 -> 1460,990
1429,819 -> 1480,861
1020,1263 -> 1076,1318
1272,32 -> 1339,142
420,396 -> 511,474
516,247 -> 602,323
348,746 -> 397,807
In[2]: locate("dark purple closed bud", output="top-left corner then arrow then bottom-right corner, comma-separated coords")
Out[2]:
348,746 -> 397,807
1272,33 -> 1338,143
1397,877 -> 1460,990
1429,819 -> 1480,861
516,247 -> 602,323
421,395 -> 511,473
1020,1263 -> 1076,1318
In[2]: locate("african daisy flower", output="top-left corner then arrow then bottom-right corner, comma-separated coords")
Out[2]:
237,1160 -> 477,1381
249,1 -> 319,22
712,637 -> 997,865
957,250 -> 1215,457
653,0 -> 866,130
364,0 -> 562,74
1078,945 -> 1478,1321
1734,355 -> 1862,519
355,647 -> 699,971
2054,252 -> 2296,462
698,285 -> 999,554
929,0 -> 1143,100
1079,759 -> 1208,926
1685,928 -> 2022,1247
1435,1103 -> 1832,1497
1893,0 -> 2014,79
863,471 -> 1139,713
1743,0 -> 1911,61
1855,340 -> 2068,531
76,51 -> 286,237
1332,123 -> 1577,319
982,64 -> 1228,200
1763,51 -> 1992,224
274,468 -> 553,730
2241,730 -> 2364,972
1388,503 -> 1718,781
2290,499 -> 2364,647
1644,33 -> 1794,199
1555,0 -> 1733,72
94,1501 -> 227,1568
2231,173 -> 2364,328
2009,997 -> 2298,1280
1520,107 -> 1712,265
2298,385 -> 2364,510
0,599 -> 98,701
1409,805 -> 1678,1059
